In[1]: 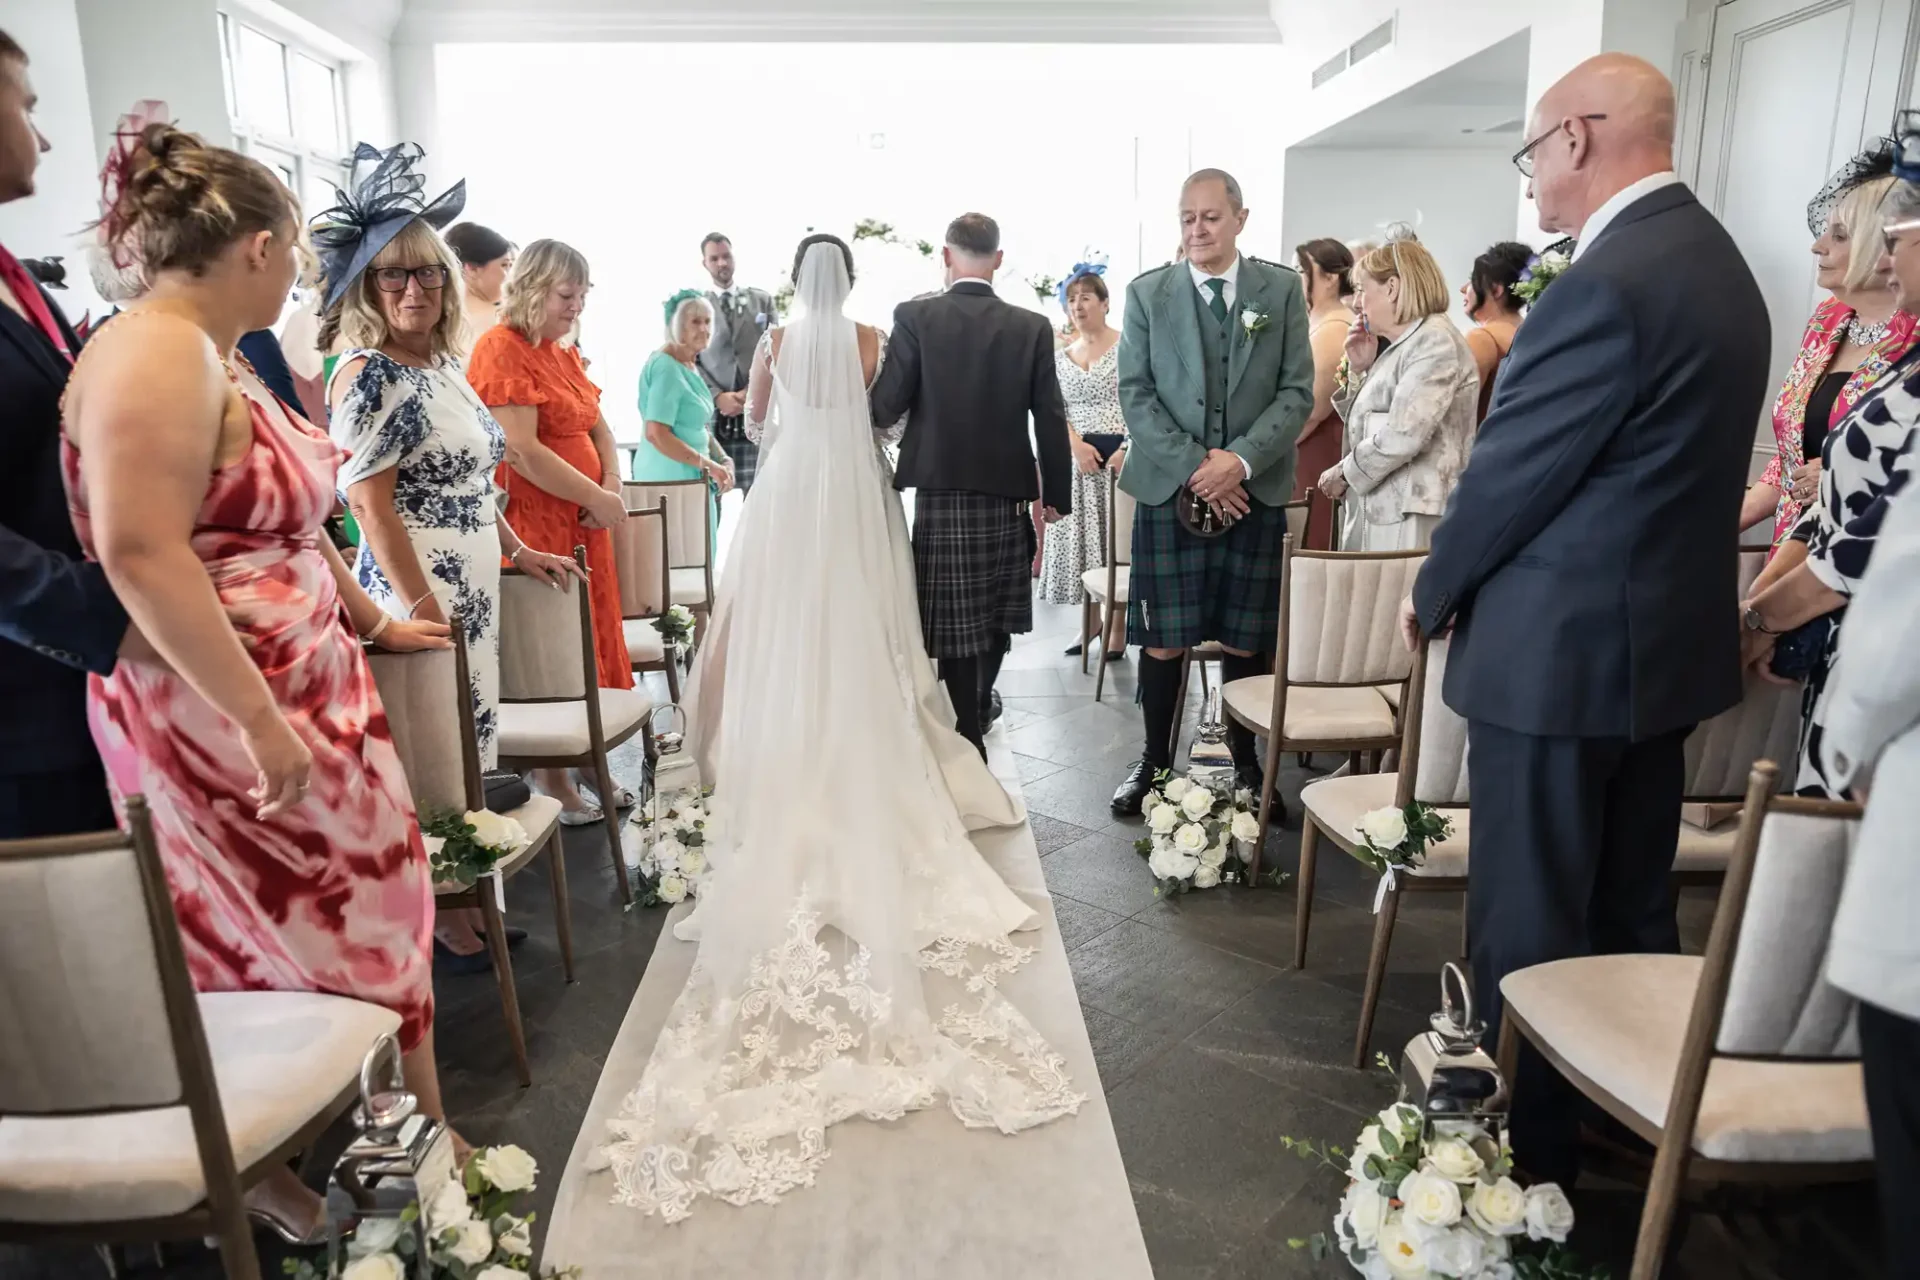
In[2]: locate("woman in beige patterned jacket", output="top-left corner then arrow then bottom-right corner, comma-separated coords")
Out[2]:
1321,239 -> 1480,551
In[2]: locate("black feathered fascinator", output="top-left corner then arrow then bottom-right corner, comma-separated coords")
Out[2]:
1807,136 -> 1897,236
309,142 -> 465,311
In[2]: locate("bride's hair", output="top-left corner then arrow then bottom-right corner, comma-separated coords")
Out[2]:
792,233 -> 855,286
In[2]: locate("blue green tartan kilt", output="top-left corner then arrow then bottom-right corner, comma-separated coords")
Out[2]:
1126,497 -> 1289,652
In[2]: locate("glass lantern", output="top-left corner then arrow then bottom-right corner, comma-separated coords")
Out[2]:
1399,962 -> 1509,1141
325,1034 -> 454,1278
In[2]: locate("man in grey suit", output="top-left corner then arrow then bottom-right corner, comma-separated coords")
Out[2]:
696,232 -> 778,493
1400,55 -> 1771,1184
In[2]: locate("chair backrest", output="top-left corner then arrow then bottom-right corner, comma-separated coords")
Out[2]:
498,558 -> 593,702
1399,635 -> 1471,806
1108,470 -> 1138,569
624,480 -> 709,572
1282,499 -> 1309,547
611,497 -> 670,621
1681,673 -> 1802,799
1280,544 -> 1427,686
365,637 -> 483,816
0,800 -> 229,1134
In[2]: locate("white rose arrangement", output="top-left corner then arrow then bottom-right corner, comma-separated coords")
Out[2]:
1352,802 -> 1455,912
1510,248 -> 1571,307
653,604 -> 697,656
629,785 -> 716,908
420,809 -> 531,894
1132,768 -> 1273,895
286,1143 -> 581,1279
1282,1084 -> 1599,1278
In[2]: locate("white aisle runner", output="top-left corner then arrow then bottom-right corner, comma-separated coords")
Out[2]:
541,742 -> 1151,1279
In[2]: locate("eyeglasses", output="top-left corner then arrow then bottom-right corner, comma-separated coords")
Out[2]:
372,265 -> 450,293
1512,114 -> 1609,178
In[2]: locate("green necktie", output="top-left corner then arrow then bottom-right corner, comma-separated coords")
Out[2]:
1204,277 -> 1228,324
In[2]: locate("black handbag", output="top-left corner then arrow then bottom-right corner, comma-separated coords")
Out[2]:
482,770 -> 532,813
1174,485 -> 1234,539
1768,612 -> 1836,682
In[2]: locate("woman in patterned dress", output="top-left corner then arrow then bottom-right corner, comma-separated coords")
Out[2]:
1741,164 -> 1920,797
1037,270 -> 1127,658
468,239 -> 634,821
63,123 -> 459,1238
324,210 -> 583,967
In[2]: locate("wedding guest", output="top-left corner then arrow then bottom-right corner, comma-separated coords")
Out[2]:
1321,238 -> 1478,551
1741,151 -> 1920,800
1460,240 -> 1531,424
319,156 -> 584,969
696,233 -> 776,494
64,121 -> 462,1235
1816,425 -> 1920,1280
1402,55 -> 1771,1188
1292,238 -> 1355,548
444,220 -> 514,347
634,290 -> 731,547
468,239 -> 634,820
1109,168 -> 1314,814
1740,147 -> 1916,553
0,29 -> 145,840
1038,266 -> 1127,658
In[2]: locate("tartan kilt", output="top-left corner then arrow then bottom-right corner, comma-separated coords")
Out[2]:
912,490 -> 1036,659
1126,497 -> 1288,652
712,414 -> 760,492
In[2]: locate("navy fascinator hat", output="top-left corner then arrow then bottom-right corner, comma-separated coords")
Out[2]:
308,142 -> 465,311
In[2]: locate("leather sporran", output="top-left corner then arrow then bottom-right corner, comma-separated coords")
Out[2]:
1174,485 -> 1233,539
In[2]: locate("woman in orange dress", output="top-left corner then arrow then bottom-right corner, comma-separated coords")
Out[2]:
467,238 -> 632,821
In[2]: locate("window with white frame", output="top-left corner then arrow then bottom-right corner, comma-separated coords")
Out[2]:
217,9 -> 350,215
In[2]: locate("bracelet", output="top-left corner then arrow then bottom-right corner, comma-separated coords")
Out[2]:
365,613 -> 393,643
507,543 -> 528,564
401,588 -> 435,620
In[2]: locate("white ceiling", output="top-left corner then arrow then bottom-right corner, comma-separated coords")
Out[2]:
1292,30 -> 1531,151
393,0 -> 1282,44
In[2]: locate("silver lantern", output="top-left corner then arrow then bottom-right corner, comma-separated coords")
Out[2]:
1188,686 -> 1244,881
325,1034 -> 455,1277
1399,962 -> 1509,1137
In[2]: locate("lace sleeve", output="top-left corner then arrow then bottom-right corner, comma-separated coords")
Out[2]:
872,329 -> 906,447
745,330 -> 774,444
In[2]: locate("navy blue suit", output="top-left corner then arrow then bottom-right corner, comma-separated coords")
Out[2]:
1411,185 -> 1771,1180
0,274 -> 126,837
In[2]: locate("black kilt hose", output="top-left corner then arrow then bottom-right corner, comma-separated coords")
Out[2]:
912,490 -> 1036,659
1126,497 -> 1288,653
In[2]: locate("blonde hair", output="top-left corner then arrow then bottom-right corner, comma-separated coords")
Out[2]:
336,219 -> 467,358
1355,239 -> 1450,326
1832,175 -> 1897,291
669,295 -> 713,343
499,238 -> 589,345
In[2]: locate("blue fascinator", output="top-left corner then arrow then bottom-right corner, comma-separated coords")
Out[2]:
1055,252 -> 1109,307
308,142 -> 465,312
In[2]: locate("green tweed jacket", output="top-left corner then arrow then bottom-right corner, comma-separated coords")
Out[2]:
1116,256 -> 1315,507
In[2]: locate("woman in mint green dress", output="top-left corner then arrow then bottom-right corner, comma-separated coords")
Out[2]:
633,289 -> 732,543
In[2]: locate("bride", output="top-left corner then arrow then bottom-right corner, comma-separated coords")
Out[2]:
592,236 -> 1083,1223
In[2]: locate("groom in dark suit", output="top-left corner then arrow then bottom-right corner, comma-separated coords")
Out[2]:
1401,54 -> 1771,1184
870,213 -> 1072,755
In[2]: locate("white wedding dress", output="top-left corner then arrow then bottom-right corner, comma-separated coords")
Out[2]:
591,243 -> 1083,1223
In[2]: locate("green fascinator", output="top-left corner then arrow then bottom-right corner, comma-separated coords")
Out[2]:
663,287 -> 707,327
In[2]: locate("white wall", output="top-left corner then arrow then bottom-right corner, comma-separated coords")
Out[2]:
73,0 -> 229,154
1281,148 -> 1523,323
0,0 -> 108,323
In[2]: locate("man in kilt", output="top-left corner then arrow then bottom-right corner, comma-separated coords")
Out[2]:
870,213 -> 1073,756
1110,169 -> 1315,815
696,232 -> 778,493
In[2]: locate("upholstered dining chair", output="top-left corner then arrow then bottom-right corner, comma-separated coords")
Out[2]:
365,633 -> 569,1088
623,480 -> 714,644
610,493 -> 680,702
1226,539 -> 1425,883
1168,499 -> 1310,763
1082,470 -> 1137,702
0,798 -> 400,1280
495,549 -> 654,906
1498,763 -> 1870,1280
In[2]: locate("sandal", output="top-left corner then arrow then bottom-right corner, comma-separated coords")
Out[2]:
580,783 -> 636,810
558,803 -> 606,828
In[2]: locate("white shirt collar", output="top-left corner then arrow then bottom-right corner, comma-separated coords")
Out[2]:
1571,172 -> 1683,262
1188,255 -> 1241,294
948,275 -> 994,291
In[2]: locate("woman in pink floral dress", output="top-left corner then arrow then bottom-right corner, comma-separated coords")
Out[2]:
62,123 -> 457,1240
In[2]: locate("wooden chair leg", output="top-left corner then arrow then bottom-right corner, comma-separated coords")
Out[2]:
1248,727 -> 1282,884
480,888 -> 532,1087
1632,1138 -> 1692,1280
1495,1013 -> 1520,1085
1094,632 -> 1111,702
1296,752 -> 1310,768
209,1182 -> 262,1280
1458,899 -> 1470,964
545,833 -> 576,983
1294,818 -> 1320,969
592,753 -> 633,906
1353,885 -> 1401,1068
1081,599 -> 1092,675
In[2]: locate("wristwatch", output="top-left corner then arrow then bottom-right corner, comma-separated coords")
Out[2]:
1742,606 -> 1778,635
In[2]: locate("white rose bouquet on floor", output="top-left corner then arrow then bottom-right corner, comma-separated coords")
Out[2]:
421,809 -> 531,894
1132,769 -> 1270,894
652,605 -> 696,658
1352,803 -> 1454,912
1281,1064 -> 1601,1279
284,1144 -> 581,1279
628,785 -> 715,909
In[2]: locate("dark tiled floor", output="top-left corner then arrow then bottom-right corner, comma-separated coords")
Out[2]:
2,604 -> 1880,1279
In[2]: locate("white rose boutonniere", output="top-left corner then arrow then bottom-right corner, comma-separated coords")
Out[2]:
1240,304 -> 1270,337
